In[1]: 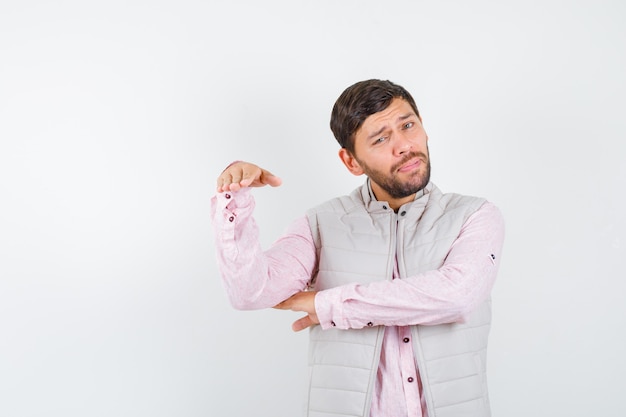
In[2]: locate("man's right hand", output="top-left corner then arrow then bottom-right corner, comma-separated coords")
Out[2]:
216,161 -> 282,193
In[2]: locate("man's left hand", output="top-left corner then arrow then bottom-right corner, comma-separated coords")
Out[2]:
274,291 -> 319,332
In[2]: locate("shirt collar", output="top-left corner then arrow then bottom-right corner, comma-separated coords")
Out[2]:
360,178 -> 433,213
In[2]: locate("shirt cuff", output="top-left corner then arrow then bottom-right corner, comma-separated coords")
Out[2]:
315,288 -> 347,330
213,187 -> 253,211
315,285 -> 380,330
210,188 -> 255,256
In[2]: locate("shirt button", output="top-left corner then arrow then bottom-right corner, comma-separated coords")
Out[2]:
367,322 -> 373,327
403,337 -> 410,343
400,211 -> 406,216
228,216 -> 234,222
331,321 -> 336,327
382,205 -> 388,210
407,377 -> 414,383
225,193 -> 231,199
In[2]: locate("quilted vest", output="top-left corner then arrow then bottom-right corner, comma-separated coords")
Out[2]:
305,180 -> 491,417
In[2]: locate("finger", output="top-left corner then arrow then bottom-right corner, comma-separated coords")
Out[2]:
218,168 -> 250,192
228,168 -> 249,191
260,170 -> 282,187
273,297 -> 293,310
216,162 -> 248,192
292,315 -> 314,332
228,181 -> 243,192
239,167 -> 261,188
216,172 -> 234,192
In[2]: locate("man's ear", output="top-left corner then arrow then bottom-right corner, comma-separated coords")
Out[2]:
338,148 -> 364,176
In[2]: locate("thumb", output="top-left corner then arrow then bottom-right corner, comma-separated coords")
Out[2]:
260,170 -> 282,187
292,315 -> 314,332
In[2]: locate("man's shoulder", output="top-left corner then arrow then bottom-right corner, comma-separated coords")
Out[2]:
429,185 -> 489,214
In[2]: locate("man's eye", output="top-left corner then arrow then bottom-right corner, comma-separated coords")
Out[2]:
374,137 -> 386,144
403,122 -> 414,129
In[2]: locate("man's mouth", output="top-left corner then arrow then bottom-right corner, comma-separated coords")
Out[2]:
396,157 -> 422,173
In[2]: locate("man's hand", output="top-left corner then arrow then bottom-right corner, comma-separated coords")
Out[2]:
274,291 -> 319,332
216,161 -> 282,193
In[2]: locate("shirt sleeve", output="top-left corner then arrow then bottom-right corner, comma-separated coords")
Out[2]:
314,201 -> 505,330
211,188 -> 317,310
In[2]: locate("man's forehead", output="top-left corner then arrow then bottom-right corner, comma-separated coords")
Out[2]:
363,98 -> 417,127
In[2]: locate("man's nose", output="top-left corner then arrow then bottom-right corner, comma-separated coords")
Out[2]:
394,134 -> 413,155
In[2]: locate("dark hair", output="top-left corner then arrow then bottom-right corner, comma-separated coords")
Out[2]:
330,79 -> 420,153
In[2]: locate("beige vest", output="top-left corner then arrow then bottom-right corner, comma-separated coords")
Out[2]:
305,181 -> 491,417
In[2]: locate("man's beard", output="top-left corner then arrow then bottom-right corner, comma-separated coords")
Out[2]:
358,151 -> 431,199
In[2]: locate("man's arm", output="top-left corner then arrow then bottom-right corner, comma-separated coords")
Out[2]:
212,162 -> 317,310
276,202 -> 505,331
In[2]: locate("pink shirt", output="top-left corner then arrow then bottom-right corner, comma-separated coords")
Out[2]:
211,187 -> 505,417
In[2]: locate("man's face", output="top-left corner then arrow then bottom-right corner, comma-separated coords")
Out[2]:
339,98 -> 430,208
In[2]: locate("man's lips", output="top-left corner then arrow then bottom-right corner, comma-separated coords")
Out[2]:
396,158 -> 422,173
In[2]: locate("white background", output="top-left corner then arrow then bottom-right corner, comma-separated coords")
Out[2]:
1,1 -> 625,416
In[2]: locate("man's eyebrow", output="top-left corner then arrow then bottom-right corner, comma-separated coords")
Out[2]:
367,126 -> 387,141
366,113 -> 417,140
398,112 -> 415,121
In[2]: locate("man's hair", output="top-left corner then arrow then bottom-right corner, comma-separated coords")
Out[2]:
330,79 -> 420,154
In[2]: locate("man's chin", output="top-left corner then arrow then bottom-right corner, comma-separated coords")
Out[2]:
395,178 -> 429,198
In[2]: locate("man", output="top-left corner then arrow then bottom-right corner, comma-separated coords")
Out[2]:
211,79 -> 505,417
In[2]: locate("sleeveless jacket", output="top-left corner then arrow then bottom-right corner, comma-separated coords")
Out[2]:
305,180 -> 491,417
